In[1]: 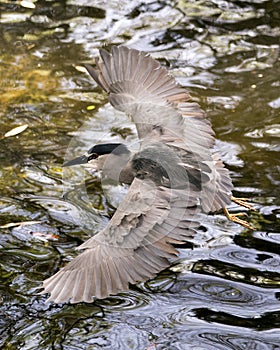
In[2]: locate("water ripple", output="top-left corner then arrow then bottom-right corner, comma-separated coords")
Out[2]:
97,291 -> 149,312
167,274 -> 279,319
155,326 -> 280,350
255,231 -> 280,244
209,245 -> 280,272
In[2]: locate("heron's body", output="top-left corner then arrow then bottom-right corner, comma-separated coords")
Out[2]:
41,46 -> 253,303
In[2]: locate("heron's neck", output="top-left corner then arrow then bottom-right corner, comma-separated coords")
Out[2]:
119,160 -> 135,184
101,151 -> 135,185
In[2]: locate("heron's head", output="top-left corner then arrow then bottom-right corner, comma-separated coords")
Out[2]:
63,143 -> 130,170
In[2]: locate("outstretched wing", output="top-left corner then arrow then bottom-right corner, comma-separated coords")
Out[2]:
84,46 -> 213,155
41,46 -> 235,304
42,177 -> 200,303
85,46 -> 233,211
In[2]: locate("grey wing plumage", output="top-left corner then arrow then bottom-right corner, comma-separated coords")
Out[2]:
42,178 -> 200,303
84,46 -> 207,149
41,46 -> 234,304
84,46 -> 233,211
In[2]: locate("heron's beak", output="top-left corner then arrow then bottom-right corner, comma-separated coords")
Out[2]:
62,155 -> 88,167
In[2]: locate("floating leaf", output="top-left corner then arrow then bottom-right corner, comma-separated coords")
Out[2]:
0,220 -> 42,229
32,232 -> 59,241
20,1 -> 36,9
4,124 -> 29,138
74,65 -> 88,73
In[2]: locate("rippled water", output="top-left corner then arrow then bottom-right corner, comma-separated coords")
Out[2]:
0,0 -> 279,349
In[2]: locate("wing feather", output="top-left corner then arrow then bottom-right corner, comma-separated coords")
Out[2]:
41,46 -> 235,303
42,177 -> 201,303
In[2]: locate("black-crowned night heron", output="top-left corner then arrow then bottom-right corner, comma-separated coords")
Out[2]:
41,46 -> 253,303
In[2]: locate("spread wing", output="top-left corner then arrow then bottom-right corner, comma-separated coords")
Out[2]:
85,46 -> 233,211
41,46 -> 234,304
84,46 -> 213,155
42,177 -> 200,303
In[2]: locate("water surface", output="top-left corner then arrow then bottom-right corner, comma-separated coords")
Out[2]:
0,0 -> 279,349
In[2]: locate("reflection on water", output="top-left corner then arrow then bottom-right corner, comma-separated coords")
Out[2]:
0,0 -> 279,349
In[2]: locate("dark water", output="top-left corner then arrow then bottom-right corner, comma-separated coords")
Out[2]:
0,0 -> 279,349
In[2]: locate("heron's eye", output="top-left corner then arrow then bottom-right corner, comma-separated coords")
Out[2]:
88,153 -> 99,161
